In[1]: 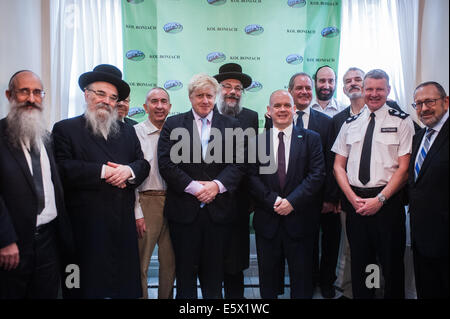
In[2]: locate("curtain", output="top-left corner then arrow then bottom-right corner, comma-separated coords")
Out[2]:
49,0 -> 123,125
336,0 -> 419,116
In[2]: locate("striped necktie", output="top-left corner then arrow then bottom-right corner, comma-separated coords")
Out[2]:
415,128 -> 435,180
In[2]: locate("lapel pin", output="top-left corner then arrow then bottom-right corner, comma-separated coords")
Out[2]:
297,135 -> 303,138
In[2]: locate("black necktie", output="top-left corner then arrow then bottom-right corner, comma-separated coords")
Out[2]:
359,112 -> 375,185
30,146 -> 45,215
296,111 -> 304,129
277,131 -> 286,189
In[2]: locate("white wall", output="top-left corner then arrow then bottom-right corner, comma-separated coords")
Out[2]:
417,0 -> 449,93
0,0 -> 43,118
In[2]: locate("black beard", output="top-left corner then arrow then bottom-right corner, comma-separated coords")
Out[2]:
316,88 -> 335,101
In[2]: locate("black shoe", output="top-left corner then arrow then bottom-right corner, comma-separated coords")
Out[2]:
320,285 -> 336,299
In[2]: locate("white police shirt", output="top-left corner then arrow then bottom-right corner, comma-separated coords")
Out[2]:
331,104 -> 414,188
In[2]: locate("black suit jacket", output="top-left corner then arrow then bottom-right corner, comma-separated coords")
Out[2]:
249,126 -> 326,239
265,110 -> 338,204
124,117 -> 138,126
0,118 -> 73,262
408,118 -> 449,258
158,109 -> 244,225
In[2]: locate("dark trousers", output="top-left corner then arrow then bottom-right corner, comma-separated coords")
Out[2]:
312,212 -> 341,287
224,271 -> 244,299
0,222 -> 60,299
344,187 -> 405,299
256,224 -> 314,299
413,247 -> 449,299
169,207 -> 227,299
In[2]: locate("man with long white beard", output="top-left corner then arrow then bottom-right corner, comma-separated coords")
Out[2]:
52,64 -> 149,299
0,70 -> 73,298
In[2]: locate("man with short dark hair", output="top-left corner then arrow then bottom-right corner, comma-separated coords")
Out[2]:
117,95 -> 138,125
311,65 -> 344,117
52,64 -> 150,298
332,69 -> 415,299
409,81 -> 449,299
0,70 -> 73,299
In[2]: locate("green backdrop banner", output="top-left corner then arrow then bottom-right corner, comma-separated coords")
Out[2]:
122,0 -> 341,127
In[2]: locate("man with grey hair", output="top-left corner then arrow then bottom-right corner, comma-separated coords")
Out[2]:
158,73 -> 244,298
52,64 -> 149,298
332,69 -> 415,298
0,70 -> 73,298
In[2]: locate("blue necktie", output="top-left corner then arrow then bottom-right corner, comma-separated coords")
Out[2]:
200,117 -> 208,208
30,145 -> 45,215
201,117 -> 209,160
296,111 -> 304,129
415,128 -> 435,180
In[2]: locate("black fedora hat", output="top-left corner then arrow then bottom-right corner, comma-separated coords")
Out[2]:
213,63 -> 252,89
78,64 -> 130,101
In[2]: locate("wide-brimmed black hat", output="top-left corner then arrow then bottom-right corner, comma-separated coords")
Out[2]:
213,63 -> 252,89
78,64 -> 130,101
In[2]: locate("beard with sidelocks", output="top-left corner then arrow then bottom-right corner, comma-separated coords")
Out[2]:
84,102 -> 119,139
217,92 -> 242,117
6,100 -> 49,151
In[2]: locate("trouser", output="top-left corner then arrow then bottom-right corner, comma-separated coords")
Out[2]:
344,186 -> 405,299
338,210 -> 353,298
138,191 -> 175,299
413,247 -> 449,299
224,271 -> 244,299
256,224 -> 314,299
0,221 -> 60,299
312,211 -> 341,287
169,207 -> 228,299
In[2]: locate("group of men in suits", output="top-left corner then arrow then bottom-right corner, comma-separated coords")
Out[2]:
0,61 -> 447,299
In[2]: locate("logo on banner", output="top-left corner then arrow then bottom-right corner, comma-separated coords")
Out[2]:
164,22 -> 183,34
207,0 -> 227,5
246,81 -> 263,92
206,52 -> 226,63
245,24 -> 264,35
164,80 -> 184,91
126,50 -> 145,61
128,107 -> 145,118
127,0 -> 144,4
321,26 -> 340,38
287,0 -> 306,8
286,54 -> 303,65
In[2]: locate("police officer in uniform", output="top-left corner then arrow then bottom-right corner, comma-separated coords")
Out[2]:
332,69 -> 415,299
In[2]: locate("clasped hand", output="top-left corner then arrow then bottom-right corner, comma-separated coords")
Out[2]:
352,196 -> 382,216
195,181 -> 219,204
274,198 -> 294,215
104,161 -> 130,189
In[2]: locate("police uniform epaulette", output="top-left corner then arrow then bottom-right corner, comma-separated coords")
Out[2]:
345,113 -> 360,123
388,108 -> 409,119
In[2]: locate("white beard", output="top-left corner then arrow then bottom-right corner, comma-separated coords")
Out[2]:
217,93 -> 242,117
84,103 -> 119,140
6,100 -> 49,150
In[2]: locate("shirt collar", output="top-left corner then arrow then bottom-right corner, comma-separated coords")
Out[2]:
192,109 -> 213,123
273,123 -> 293,139
310,98 -> 339,111
430,109 -> 449,133
143,119 -> 161,135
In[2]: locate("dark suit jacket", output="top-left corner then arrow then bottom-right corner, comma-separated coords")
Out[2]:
408,118 -> 449,258
124,117 -> 138,126
52,115 -> 149,298
265,110 -> 338,204
158,109 -> 244,225
249,126 -> 326,240
0,118 -> 73,264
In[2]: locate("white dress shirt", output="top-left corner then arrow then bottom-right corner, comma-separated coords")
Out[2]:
310,97 -> 344,118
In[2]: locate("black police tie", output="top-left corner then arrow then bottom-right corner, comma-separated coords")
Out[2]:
278,131 -> 286,190
358,112 -> 375,185
296,111 -> 304,129
30,146 -> 45,215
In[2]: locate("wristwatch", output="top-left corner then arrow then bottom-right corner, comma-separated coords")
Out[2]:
377,193 -> 386,205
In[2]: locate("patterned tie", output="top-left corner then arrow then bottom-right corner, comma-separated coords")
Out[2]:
415,128 -> 435,180
358,112 -> 375,185
201,117 -> 209,160
30,145 -> 45,215
296,111 -> 304,129
277,131 -> 286,190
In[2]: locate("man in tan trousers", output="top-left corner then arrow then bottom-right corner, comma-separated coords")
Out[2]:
134,87 -> 175,298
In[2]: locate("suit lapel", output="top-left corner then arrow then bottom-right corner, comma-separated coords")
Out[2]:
416,119 -> 449,182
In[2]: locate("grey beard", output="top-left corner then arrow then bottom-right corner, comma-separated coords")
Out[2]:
84,104 -> 119,140
6,101 -> 49,150
217,94 -> 242,117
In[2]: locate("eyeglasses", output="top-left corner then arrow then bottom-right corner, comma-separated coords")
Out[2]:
14,88 -> 45,99
85,89 -> 119,102
221,83 -> 244,93
412,97 -> 444,109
